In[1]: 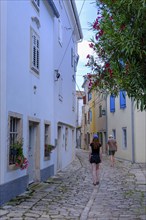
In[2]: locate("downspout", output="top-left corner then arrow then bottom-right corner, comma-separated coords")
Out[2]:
131,98 -> 135,163
105,93 -> 108,150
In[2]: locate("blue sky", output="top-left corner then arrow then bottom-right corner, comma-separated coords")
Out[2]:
75,0 -> 97,91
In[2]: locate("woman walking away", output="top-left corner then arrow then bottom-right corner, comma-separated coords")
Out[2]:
106,134 -> 117,167
89,134 -> 102,186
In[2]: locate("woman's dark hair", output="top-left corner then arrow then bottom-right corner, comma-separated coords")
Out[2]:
93,137 -> 100,148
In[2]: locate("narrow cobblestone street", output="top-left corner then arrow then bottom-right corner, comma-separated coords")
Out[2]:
0,149 -> 146,220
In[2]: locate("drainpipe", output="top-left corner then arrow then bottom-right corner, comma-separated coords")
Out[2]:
131,98 -> 135,163
106,93 -> 108,141
105,93 -> 108,153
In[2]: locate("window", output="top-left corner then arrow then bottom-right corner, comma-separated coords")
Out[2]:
72,91 -> 75,111
31,28 -> 40,74
58,77 -> 63,102
110,94 -> 115,112
84,113 -> 87,125
71,48 -> 74,67
99,105 -> 102,117
44,124 -> 50,157
122,127 -> 127,148
65,127 -> 68,151
88,92 -> 92,101
58,19 -> 63,46
88,109 -> 92,123
74,57 -> 77,72
32,0 -> 40,12
9,115 -> 22,165
120,90 -> 126,109
112,129 -> 116,139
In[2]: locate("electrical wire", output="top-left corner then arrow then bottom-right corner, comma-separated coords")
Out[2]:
56,0 -> 97,101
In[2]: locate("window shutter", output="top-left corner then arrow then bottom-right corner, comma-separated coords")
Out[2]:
110,95 -> 115,112
32,0 -> 40,12
120,90 -> 126,109
36,39 -> 39,69
31,29 -> 39,73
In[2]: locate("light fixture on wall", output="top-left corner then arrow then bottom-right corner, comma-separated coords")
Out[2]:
102,109 -> 106,116
33,85 -> 37,94
54,69 -> 60,81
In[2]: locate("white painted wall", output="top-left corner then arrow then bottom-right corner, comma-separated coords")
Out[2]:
52,0 -> 80,170
134,109 -> 146,163
107,94 -> 146,163
0,0 -> 7,184
78,99 -> 83,126
107,94 -> 133,161
0,0 -> 82,188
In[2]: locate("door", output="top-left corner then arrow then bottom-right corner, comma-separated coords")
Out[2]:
57,126 -> 62,171
104,132 -> 107,153
28,122 -> 36,183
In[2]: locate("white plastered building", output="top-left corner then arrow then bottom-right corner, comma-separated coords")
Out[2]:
0,0 -> 82,205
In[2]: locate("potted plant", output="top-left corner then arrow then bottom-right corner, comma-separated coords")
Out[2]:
12,139 -> 28,170
45,144 -> 55,157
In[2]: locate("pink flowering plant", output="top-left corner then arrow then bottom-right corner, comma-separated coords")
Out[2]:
12,139 -> 28,170
86,0 -> 146,110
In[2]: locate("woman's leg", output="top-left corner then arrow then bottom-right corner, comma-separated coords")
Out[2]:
96,164 -> 100,183
110,154 -> 113,166
110,151 -> 115,166
92,163 -> 97,184
112,151 -> 115,166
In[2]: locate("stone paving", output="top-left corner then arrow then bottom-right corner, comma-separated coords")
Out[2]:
0,149 -> 146,220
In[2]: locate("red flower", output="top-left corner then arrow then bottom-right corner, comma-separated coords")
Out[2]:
87,74 -> 92,78
105,63 -> 110,68
108,68 -> 113,77
120,24 -> 126,31
99,29 -> 104,36
89,43 -> 94,48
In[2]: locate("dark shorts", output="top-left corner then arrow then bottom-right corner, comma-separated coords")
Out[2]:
90,155 -> 101,164
109,150 -> 116,156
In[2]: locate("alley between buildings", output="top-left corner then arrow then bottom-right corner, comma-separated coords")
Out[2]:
0,149 -> 145,220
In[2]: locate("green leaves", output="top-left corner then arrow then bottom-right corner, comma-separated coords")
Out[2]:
86,0 -> 146,110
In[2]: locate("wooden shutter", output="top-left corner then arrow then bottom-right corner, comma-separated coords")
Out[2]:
110,95 -> 115,112
120,90 -> 126,109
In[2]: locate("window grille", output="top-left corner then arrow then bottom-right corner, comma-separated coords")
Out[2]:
9,117 -> 21,165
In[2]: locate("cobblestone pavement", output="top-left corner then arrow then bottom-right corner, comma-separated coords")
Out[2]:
0,149 -> 146,220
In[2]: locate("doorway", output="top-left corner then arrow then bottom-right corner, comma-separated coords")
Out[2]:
28,121 -> 40,183
57,126 -> 62,171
